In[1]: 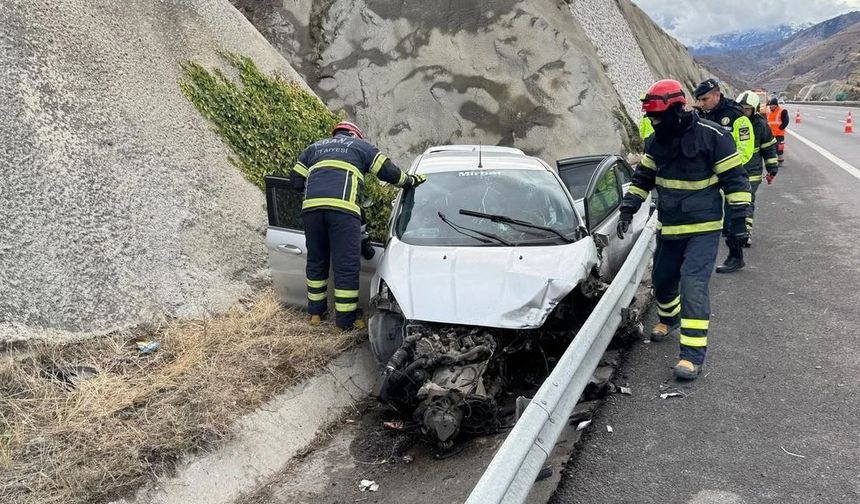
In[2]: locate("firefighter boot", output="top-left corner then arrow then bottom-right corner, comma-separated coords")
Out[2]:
717,240 -> 745,273
650,322 -> 679,342
674,359 -> 701,380
716,255 -> 745,273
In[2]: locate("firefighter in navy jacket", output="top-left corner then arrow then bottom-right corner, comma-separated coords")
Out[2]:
617,80 -> 751,380
291,121 -> 426,329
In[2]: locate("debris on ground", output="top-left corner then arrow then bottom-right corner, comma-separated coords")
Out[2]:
402,454 -> 414,464
136,340 -> 161,354
606,425 -> 614,433
780,446 -> 807,459
535,466 -> 553,482
359,479 -> 380,492
660,392 -> 685,399
619,386 -> 633,395
576,420 -> 592,431
45,364 -> 98,388
383,420 -> 405,431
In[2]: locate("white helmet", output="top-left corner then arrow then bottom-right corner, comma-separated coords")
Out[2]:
736,90 -> 761,110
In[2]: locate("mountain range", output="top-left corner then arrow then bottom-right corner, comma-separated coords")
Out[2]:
689,24 -> 810,55
695,11 -> 860,100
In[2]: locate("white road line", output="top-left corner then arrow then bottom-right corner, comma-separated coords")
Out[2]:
786,129 -> 860,182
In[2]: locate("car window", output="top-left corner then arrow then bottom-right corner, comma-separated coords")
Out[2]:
394,169 -> 580,246
265,175 -> 303,231
615,162 -> 633,184
558,166 -> 595,200
587,166 -> 621,227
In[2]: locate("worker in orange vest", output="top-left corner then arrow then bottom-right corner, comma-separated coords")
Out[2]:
767,97 -> 789,166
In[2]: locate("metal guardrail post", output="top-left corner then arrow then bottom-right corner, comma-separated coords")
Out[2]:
466,213 -> 658,504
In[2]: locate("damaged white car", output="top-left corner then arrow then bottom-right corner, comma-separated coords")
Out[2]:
264,145 -> 649,448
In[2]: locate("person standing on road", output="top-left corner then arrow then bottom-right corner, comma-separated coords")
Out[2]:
767,97 -> 789,166
694,78 -> 754,274
290,121 -> 426,330
617,79 -> 751,380
736,91 -> 779,249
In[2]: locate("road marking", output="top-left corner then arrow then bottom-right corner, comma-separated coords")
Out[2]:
816,115 -> 827,119
786,129 -> 860,182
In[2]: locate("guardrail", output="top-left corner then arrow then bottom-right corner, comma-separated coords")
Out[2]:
465,213 -> 658,504
786,101 -> 860,108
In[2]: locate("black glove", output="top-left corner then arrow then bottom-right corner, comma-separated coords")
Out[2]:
616,213 -> 633,239
403,173 -> 427,188
361,237 -> 376,260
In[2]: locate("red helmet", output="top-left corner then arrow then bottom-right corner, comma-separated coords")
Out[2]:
641,80 -> 687,113
332,120 -> 365,139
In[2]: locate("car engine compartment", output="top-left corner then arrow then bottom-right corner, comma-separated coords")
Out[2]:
371,277 -> 605,449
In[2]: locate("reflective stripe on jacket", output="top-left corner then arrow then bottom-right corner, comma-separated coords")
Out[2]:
747,113 -> 779,182
621,113 -> 751,239
290,132 -> 411,217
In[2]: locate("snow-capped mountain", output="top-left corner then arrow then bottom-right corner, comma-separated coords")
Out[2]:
689,23 -> 811,55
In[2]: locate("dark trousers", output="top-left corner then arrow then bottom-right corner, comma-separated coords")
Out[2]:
722,202 -> 746,259
746,181 -> 761,231
775,135 -> 785,164
652,232 -> 720,365
302,209 -> 361,328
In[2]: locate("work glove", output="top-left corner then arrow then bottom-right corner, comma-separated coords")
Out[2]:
361,237 -> 376,260
766,171 -> 777,184
616,213 -> 633,239
404,173 -> 427,188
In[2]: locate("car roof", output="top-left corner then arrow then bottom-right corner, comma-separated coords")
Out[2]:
414,145 -> 554,174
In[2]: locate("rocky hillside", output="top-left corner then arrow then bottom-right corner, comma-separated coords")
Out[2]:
1,0 -> 722,343
231,0 -> 719,161
0,0 -> 307,342
697,11 -> 860,99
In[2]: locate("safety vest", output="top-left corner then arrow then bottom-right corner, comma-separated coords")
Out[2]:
745,114 -> 779,183
768,106 -> 786,137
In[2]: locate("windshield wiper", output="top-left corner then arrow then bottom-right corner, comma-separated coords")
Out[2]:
438,212 -> 513,246
458,209 -> 575,243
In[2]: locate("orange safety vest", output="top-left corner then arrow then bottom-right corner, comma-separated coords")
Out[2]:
768,106 -> 786,137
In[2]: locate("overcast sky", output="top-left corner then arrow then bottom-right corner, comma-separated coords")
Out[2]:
634,0 -> 860,46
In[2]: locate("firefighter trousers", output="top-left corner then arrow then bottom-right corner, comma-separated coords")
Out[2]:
746,181 -> 761,231
775,135 -> 785,164
652,232 -> 720,365
302,209 -> 361,328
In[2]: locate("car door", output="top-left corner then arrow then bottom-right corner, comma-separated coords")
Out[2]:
558,156 -> 650,281
265,175 -> 383,310
556,155 -> 607,217
583,159 -> 650,280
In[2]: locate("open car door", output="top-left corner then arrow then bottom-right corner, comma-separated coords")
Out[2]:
557,155 -> 650,281
264,175 -> 383,309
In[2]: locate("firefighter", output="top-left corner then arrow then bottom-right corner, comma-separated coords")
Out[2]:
290,121 -> 426,330
694,78 -> 754,273
767,97 -> 789,165
617,79 -> 751,380
736,91 -> 779,249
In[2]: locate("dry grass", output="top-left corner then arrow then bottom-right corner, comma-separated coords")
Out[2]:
0,289 -> 359,504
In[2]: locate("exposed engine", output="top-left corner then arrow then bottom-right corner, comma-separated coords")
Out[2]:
370,275 -> 605,449
373,324 -> 502,449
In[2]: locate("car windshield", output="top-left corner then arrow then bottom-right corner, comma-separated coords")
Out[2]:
394,169 -> 580,246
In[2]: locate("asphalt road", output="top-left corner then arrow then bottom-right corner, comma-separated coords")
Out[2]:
551,114 -> 860,502
787,104 -> 858,164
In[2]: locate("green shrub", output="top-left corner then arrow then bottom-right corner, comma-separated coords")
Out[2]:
179,53 -> 396,241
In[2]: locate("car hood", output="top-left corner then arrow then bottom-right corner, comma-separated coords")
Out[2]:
375,238 -> 598,329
